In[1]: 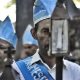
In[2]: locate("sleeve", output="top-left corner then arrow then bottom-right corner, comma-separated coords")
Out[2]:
69,61 -> 80,80
0,65 -> 20,80
64,60 -> 80,80
73,64 -> 80,80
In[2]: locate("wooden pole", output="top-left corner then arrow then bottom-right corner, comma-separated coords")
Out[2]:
15,0 -> 33,60
56,56 -> 63,80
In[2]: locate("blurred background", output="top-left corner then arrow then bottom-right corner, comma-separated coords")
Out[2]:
0,0 -> 16,23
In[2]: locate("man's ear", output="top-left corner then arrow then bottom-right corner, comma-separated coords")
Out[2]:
31,28 -> 37,39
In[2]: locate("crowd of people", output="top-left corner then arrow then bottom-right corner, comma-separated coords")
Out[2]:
0,0 -> 80,80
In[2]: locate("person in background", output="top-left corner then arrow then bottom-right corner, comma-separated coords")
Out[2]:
0,16 -> 17,78
65,20 -> 80,65
20,24 -> 38,59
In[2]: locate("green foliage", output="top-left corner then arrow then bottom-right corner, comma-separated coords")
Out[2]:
5,0 -> 16,8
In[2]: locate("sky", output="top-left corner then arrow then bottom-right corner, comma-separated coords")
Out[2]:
0,0 -> 16,23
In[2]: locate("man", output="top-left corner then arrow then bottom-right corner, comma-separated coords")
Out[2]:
0,16 -> 17,60
11,0 -> 80,80
1,0 -> 80,80
0,16 -> 17,79
20,24 -> 38,58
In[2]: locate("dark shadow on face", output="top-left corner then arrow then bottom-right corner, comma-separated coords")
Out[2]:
0,40 -> 11,56
0,40 -> 11,72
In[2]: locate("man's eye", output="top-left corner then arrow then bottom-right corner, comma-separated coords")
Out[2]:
42,28 -> 49,33
0,45 -> 7,49
27,46 -> 32,48
24,46 -> 32,49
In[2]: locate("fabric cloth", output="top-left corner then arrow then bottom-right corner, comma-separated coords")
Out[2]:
33,0 -> 57,24
12,49 -> 80,80
0,16 -> 17,48
16,57 -> 54,80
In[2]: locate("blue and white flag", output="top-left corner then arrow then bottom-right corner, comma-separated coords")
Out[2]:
33,0 -> 57,24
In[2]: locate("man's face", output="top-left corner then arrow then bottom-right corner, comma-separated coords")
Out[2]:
0,40 -> 10,72
0,40 -> 10,65
36,19 -> 51,54
20,44 -> 38,58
